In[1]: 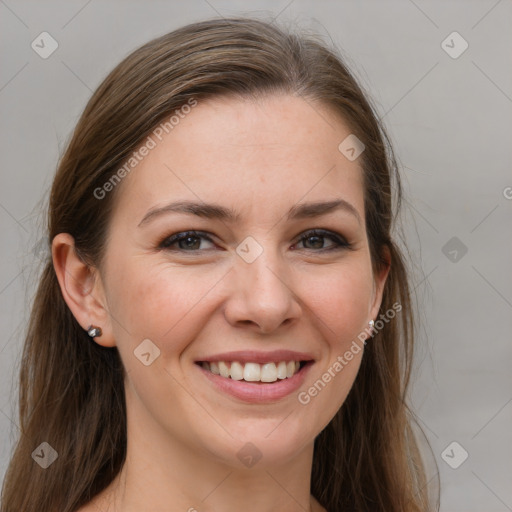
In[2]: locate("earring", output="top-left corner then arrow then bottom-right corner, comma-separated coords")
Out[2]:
87,325 -> 102,338
368,319 -> 375,336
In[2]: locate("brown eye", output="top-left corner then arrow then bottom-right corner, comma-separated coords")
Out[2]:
294,229 -> 350,251
159,231 -> 216,251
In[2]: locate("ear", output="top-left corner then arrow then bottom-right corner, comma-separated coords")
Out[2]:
368,245 -> 391,322
52,233 -> 116,347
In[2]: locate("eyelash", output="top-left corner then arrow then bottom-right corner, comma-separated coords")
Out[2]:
158,229 -> 351,253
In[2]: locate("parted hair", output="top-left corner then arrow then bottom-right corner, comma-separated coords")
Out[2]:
1,17 -> 437,512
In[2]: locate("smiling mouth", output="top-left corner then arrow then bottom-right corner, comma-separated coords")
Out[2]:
196,360 -> 310,383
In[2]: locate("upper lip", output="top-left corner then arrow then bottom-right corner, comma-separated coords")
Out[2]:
195,350 -> 315,364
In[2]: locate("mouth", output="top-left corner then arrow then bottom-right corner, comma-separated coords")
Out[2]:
194,351 -> 314,403
196,360 -> 309,383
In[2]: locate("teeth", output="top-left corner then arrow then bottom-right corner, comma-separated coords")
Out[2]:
201,360 -> 303,382
230,361 -> 244,381
276,361 -> 287,380
243,362 -> 261,382
218,361 -> 230,378
260,363 -> 277,383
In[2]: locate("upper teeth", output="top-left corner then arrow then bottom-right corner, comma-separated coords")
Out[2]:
201,360 -> 301,382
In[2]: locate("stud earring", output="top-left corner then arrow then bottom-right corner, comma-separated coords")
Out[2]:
368,319 -> 375,335
87,325 -> 102,338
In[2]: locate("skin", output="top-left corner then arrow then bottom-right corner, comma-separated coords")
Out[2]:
53,94 -> 389,512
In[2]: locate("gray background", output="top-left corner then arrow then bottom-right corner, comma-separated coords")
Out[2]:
1,1 -> 511,510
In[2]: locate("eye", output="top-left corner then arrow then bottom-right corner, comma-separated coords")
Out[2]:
159,231 -> 216,251
158,229 -> 351,253
293,229 -> 351,252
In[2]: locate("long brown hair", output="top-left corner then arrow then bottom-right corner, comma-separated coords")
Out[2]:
1,17 -> 438,512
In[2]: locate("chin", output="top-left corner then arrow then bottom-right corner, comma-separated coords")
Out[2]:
197,415 -> 318,470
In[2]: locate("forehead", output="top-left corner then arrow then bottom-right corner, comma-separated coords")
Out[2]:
110,94 -> 365,226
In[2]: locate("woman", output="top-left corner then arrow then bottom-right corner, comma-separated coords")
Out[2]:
1,17 -> 438,512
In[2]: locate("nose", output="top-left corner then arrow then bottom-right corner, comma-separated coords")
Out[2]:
223,247 -> 302,334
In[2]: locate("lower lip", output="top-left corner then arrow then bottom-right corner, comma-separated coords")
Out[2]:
197,362 -> 313,403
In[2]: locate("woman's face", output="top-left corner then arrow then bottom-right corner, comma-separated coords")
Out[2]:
97,94 -> 388,468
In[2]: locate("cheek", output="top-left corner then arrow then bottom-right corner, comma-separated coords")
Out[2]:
300,259 -> 374,343
107,259 -> 227,355
293,260 -> 372,421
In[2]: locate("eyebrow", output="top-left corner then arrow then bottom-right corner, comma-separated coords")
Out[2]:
137,198 -> 361,227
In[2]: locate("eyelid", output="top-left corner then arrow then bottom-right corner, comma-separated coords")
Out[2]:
158,230 -> 216,250
158,228 -> 352,252
294,228 -> 351,251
